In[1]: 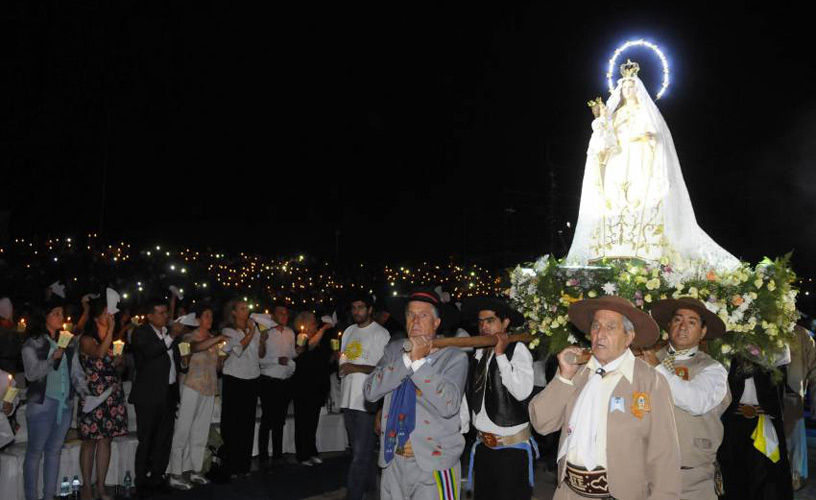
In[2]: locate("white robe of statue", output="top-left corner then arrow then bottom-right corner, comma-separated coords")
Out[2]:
565,69 -> 739,272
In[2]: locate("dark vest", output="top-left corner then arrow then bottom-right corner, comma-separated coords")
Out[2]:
466,342 -> 530,428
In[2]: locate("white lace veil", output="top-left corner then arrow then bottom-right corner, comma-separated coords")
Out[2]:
565,76 -> 740,272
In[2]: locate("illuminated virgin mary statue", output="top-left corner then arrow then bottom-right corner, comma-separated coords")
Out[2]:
565,59 -> 739,271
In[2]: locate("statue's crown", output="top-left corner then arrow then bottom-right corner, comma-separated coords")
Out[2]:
620,59 -> 640,78
586,97 -> 604,108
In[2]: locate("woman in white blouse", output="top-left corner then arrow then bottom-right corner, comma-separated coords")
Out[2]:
220,299 -> 264,478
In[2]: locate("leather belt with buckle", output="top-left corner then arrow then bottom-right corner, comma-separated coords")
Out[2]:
478,426 -> 532,449
735,404 -> 765,419
564,463 -> 615,499
395,440 -> 414,458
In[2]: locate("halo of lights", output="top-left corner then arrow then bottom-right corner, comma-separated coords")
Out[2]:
606,39 -> 670,99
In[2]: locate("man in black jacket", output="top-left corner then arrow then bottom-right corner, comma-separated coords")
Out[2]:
462,297 -> 535,500
128,298 -> 183,497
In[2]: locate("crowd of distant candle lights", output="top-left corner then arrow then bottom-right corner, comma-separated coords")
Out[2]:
1,235 -> 503,313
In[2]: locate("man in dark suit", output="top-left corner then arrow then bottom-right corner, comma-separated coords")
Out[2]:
128,298 -> 183,497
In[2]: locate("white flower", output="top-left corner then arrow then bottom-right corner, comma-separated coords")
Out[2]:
567,334 -> 577,344
533,256 -> 550,273
721,344 -> 732,354
602,282 -> 618,295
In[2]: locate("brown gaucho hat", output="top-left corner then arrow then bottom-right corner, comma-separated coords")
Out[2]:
650,297 -> 725,339
567,296 -> 660,348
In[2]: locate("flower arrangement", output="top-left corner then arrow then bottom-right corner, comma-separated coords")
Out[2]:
508,254 -> 798,371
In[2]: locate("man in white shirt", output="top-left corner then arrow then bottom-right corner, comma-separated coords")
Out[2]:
340,294 -> 390,500
461,297 -> 534,500
640,298 -> 730,500
257,303 -> 297,466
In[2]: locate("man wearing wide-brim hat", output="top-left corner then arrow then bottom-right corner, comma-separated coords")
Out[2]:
641,298 -> 730,500
364,289 -> 469,500
460,296 -> 534,500
528,296 -> 681,500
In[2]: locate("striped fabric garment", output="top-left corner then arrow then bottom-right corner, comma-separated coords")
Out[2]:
433,467 -> 459,500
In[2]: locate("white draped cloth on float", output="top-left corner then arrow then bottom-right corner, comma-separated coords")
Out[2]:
565,75 -> 739,272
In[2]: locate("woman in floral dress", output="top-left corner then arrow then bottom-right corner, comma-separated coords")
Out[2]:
78,300 -> 128,500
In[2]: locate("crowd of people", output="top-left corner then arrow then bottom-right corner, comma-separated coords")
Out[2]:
0,280 -> 814,500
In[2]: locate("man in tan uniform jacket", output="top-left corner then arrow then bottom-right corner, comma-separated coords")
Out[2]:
528,296 -> 681,500
642,298 -> 731,500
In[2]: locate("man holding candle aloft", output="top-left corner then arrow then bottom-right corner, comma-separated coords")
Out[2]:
257,302 -> 297,466
364,289 -> 467,500
528,296 -> 681,500
461,296 -> 534,500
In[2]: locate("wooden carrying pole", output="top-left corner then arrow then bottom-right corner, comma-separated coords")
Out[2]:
402,333 -> 534,351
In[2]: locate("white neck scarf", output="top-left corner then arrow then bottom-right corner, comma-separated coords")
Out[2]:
558,349 -> 631,470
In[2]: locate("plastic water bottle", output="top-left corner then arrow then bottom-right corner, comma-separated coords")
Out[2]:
71,476 -> 81,499
123,470 -> 133,499
59,477 -> 70,497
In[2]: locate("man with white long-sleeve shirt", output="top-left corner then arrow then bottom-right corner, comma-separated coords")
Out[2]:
257,304 -> 297,466
641,298 -> 731,500
462,297 -> 535,500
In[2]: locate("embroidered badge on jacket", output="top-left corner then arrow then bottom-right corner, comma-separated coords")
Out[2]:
610,396 -> 625,413
632,392 -> 651,419
674,366 -> 690,381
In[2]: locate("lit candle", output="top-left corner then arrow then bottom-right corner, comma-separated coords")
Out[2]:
57,330 -> 74,349
3,374 -> 18,403
113,340 -> 125,356
16,318 -> 26,332
297,325 -> 308,347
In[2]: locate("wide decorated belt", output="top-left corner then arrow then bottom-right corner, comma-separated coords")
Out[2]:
477,426 -> 531,449
564,463 -> 616,499
735,404 -> 765,419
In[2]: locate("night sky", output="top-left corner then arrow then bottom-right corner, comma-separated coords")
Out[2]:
3,3 -> 815,276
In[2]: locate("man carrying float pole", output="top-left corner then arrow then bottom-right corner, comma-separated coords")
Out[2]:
460,296 -> 535,500
363,289 -> 468,500
639,298 -> 730,500
528,296 -> 681,500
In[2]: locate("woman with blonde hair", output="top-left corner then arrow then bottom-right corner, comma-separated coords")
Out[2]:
220,299 -> 263,477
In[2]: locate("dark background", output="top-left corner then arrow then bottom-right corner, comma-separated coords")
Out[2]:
3,2 -> 814,275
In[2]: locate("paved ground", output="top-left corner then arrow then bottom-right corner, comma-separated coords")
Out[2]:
300,445 -> 816,500
137,441 -> 816,499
